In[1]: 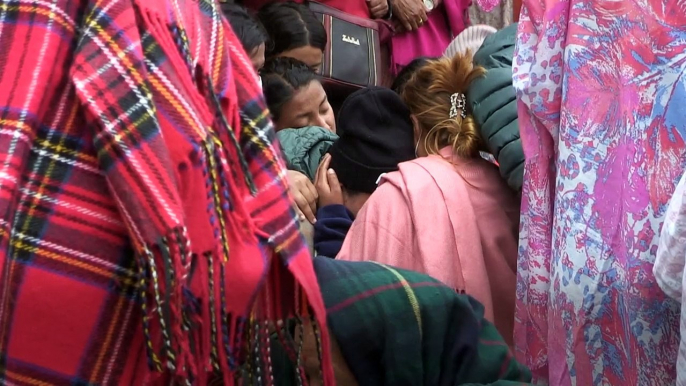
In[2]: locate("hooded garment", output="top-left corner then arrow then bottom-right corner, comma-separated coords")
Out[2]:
312,256 -> 532,385
467,23 -> 523,192
444,25 -> 497,60
0,0 -> 333,384
277,126 -> 339,181
338,147 -> 520,345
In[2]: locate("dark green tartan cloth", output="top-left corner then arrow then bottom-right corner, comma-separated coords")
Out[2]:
312,257 -> 532,386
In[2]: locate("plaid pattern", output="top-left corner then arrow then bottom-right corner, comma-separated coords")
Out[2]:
0,0 -> 332,384
312,257 -> 532,385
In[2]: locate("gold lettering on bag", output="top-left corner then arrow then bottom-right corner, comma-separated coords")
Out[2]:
342,35 -> 360,46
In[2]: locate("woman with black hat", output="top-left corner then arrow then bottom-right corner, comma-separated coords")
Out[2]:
312,86 -> 416,258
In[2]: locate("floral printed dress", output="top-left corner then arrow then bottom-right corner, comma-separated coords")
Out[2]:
513,0 -> 686,384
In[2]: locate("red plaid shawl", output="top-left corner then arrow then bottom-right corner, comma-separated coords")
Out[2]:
0,0 -> 332,384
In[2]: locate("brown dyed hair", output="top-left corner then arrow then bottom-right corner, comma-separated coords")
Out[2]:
400,52 -> 485,158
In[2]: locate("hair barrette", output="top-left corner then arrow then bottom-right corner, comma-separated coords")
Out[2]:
449,93 -> 467,119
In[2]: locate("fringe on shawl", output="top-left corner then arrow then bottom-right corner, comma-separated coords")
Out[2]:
130,2 -> 334,384
131,56 -> 333,386
136,228 -> 331,385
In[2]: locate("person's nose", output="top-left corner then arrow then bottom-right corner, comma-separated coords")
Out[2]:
314,114 -> 331,132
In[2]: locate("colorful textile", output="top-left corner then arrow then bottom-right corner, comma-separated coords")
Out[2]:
312,256 -> 531,385
338,147 -> 520,346
655,171 -> 686,386
0,0 -> 332,384
513,1 -> 686,384
467,0 -> 513,30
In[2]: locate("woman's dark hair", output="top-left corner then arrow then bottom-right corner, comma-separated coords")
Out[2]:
221,4 -> 268,54
260,57 -> 317,120
257,2 -> 327,58
391,57 -> 436,94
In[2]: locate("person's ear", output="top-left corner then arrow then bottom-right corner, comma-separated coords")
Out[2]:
411,115 -> 421,143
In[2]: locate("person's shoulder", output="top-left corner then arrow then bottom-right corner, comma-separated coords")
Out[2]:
386,156 -> 452,192
473,23 -> 518,67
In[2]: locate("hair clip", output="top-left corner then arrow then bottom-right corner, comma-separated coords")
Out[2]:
449,93 -> 467,119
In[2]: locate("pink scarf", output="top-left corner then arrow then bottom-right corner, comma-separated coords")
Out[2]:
338,148 -> 519,344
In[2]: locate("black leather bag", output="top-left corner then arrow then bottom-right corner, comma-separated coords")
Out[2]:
308,2 -> 386,94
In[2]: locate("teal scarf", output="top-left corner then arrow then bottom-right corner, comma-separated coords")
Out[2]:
276,126 -> 338,180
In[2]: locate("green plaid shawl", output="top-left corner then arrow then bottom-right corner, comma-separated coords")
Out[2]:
312,257 -> 532,385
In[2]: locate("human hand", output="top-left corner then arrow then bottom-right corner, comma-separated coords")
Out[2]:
315,154 -> 344,208
367,0 -> 389,19
391,0 -> 427,31
287,170 -> 318,224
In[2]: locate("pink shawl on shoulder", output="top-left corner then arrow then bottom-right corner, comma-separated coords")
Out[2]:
338,148 -> 519,344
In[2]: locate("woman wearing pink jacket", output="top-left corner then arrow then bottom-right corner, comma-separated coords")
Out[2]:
337,54 -> 520,345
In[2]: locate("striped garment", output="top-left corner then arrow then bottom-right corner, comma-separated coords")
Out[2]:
311,257 -> 532,385
0,0 -> 332,384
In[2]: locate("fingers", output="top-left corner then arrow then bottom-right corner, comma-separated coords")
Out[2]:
294,190 -> 317,224
418,7 -> 428,22
288,170 -> 318,224
305,179 -> 318,217
326,168 -> 342,195
371,7 -> 388,18
402,18 -> 413,31
370,4 -> 387,14
411,11 -> 427,30
294,206 -> 305,222
321,153 -> 332,170
406,11 -> 420,31
315,154 -> 331,187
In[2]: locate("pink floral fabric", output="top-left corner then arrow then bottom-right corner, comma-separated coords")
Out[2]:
475,0 -> 500,12
513,0 -> 686,384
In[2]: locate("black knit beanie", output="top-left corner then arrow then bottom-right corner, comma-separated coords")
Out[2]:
329,86 -> 415,194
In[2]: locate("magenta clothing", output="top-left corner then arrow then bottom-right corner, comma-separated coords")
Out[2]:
245,0 -> 371,18
337,147 -> 520,345
389,0 -> 470,75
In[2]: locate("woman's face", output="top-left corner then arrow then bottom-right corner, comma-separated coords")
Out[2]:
278,45 -> 323,72
249,43 -> 266,72
275,80 -> 336,132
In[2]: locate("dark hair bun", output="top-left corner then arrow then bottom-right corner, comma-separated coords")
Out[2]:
258,2 -> 326,58
221,4 -> 268,54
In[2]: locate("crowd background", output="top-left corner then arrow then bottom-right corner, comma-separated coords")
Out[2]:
0,0 -> 685,385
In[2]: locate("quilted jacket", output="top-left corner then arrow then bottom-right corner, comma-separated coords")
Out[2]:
468,23 -> 524,192
276,126 -> 339,181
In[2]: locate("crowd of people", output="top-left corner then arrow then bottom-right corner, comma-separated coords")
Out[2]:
0,0 -> 685,385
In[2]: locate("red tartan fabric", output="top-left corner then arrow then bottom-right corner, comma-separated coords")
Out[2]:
0,0 -> 332,384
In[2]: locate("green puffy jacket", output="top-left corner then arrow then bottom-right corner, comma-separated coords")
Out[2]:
276,126 -> 339,181
467,23 -> 523,192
